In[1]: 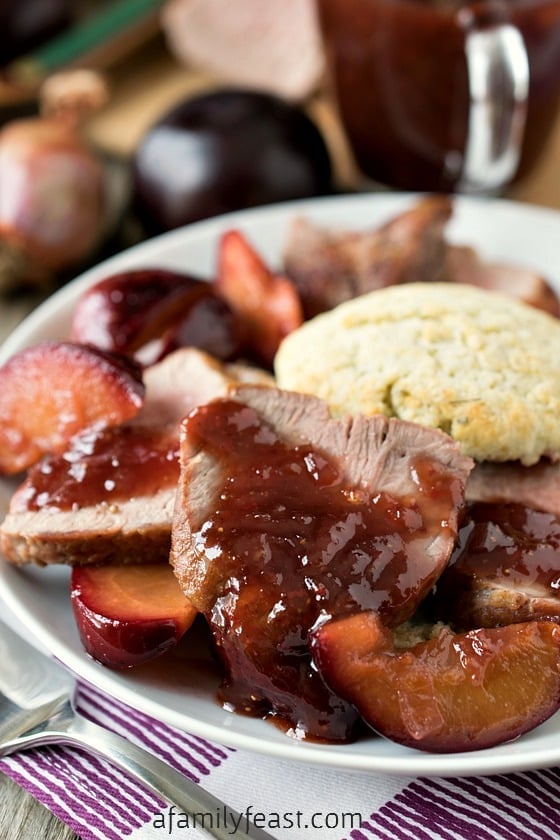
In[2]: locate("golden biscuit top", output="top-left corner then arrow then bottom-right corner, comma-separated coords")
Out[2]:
274,282 -> 560,464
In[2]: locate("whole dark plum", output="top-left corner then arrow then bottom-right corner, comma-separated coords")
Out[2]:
132,89 -> 333,234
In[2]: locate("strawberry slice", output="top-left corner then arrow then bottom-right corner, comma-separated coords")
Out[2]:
0,340 -> 145,474
215,229 -> 303,366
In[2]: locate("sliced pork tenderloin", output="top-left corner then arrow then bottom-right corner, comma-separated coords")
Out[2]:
443,245 -> 560,316
2,425 -> 179,567
428,502 -> 560,629
171,384 -> 473,741
466,459 -> 560,516
0,349 -> 272,567
283,195 -> 453,317
428,459 -> 560,629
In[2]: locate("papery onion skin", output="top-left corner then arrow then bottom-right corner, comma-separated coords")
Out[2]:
0,117 -> 106,292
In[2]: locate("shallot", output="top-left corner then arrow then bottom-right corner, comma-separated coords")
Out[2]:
0,70 -> 109,292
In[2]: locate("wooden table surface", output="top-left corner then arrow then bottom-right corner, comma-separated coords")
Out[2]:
2,30 -> 560,840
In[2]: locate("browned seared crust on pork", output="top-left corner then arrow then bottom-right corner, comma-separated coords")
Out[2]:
438,579 -> 560,630
283,195 -> 452,317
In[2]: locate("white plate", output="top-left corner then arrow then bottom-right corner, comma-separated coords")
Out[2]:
2,192 -> 560,779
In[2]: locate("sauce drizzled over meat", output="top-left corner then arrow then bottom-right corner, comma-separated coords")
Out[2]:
430,502 -> 560,629
12,425 -> 180,512
174,390 -> 472,741
455,503 -> 560,589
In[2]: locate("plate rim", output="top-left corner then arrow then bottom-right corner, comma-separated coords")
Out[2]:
3,191 -> 560,778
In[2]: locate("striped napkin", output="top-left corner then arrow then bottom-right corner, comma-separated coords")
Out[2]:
1,608 -> 560,839
2,681 -> 559,840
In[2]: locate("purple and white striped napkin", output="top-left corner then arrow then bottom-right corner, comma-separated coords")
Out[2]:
2,676 -> 560,840
1,612 -> 560,840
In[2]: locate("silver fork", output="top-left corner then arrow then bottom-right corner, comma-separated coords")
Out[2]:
0,620 -> 275,840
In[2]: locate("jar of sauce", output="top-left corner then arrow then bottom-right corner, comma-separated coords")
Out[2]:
316,0 -> 560,193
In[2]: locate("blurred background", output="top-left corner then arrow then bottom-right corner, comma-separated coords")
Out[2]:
1,0 -> 560,302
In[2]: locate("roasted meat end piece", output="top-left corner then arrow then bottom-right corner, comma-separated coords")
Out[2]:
282,195 -> 453,317
311,610 -> 560,753
466,459 -> 560,517
444,245 -> 560,316
282,193 -> 558,321
428,502 -> 560,630
171,384 -> 473,741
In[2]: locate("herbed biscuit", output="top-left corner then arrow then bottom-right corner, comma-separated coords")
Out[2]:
274,282 -> 560,465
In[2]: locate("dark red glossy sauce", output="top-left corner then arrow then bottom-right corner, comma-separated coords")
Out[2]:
452,502 -> 560,590
184,399 -> 463,740
15,425 -> 180,511
317,0 -> 560,191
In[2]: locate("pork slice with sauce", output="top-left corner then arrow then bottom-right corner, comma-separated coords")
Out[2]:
426,461 -> 560,629
170,384 -> 473,741
0,349 -> 272,567
428,501 -> 560,630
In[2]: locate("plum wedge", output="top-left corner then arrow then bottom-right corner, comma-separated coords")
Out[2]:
71,563 -> 197,669
69,268 -> 235,361
216,229 -> 303,366
311,611 -> 560,753
69,268 -> 207,352
0,340 -> 144,475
